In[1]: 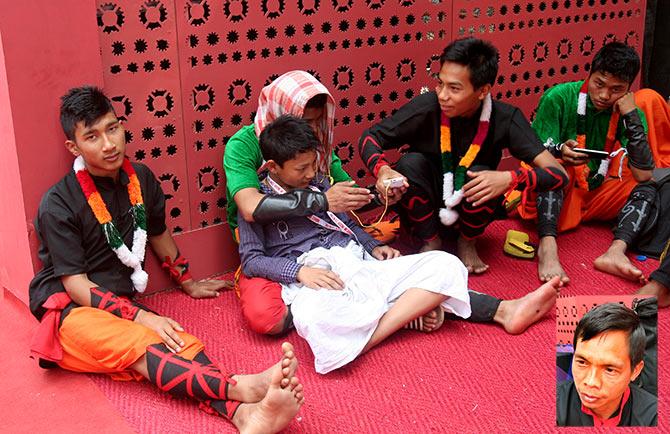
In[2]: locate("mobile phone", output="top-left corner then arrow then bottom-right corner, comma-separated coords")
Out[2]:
382,177 -> 405,188
573,148 -> 609,160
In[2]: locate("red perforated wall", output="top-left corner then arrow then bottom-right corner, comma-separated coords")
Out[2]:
95,0 -> 645,255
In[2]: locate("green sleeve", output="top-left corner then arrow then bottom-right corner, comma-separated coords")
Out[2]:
328,150 -> 352,183
224,125 -> 263,197
532,86 -> 569,148
224,125 -> 263,230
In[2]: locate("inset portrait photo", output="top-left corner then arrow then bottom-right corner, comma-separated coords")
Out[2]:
556,295 -> 658,427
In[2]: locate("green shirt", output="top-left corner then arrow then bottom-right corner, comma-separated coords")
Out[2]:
223,124 -> 352,232
532,80 -> 647,155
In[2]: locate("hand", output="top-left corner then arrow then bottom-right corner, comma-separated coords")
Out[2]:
463,170 -> 513,206
135,310 -> 185,353
181,278 -> 232,299
371,245 -> 401,260
560,139 -> 589,166
376,165 -> 408,205
614,91 -> 636,115
325,181 -> 374,213
297,266 -> 344,290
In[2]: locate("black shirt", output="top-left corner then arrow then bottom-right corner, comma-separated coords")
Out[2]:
557,380 -> 657,427
28,162 -> 166,321
360,91 -> 545,172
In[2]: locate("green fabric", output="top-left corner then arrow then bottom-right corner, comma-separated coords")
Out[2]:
224,124 -> 352,233
532,80 -> 647,155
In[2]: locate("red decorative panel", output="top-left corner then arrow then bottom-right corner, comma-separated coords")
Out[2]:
453,0 -> 646,119
556,295 -> 638,345
96,0 -> 646,237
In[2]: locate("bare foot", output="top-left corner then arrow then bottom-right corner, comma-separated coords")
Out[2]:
232,367 -> 304,434
495,276 -> 561,334
419,237 -> 442,253
228,342 -> 299,403
457,236 -> 489,274
637,280 -> 670,308
537,236 -> 569,284
594,240 -> 644,282
404,307 -> 444,332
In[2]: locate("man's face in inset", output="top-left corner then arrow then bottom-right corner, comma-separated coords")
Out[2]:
572,329 -> 644,420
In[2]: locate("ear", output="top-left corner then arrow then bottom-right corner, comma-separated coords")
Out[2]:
477,84 -> 492,100
65,140 -> 80,157
630,360 -> 644,382
266,160 -> 280,174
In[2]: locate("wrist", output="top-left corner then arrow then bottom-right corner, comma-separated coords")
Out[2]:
134,309 -> 146,323
376,164 -> 392,178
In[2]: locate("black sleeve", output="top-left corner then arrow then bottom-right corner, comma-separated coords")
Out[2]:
506,107 -> 546,164
38,191 -> 88,278
623,110 -> 655,170
135,163 -> 167,236
359,92 -> 438,175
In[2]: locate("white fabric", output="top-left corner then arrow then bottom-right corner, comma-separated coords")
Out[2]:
282,242 -> 471,374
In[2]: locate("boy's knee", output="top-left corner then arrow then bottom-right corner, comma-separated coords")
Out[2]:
243,301 -> 289,335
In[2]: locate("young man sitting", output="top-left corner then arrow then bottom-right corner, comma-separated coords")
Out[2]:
28,86 -> 303,433
237,115 -> 562,374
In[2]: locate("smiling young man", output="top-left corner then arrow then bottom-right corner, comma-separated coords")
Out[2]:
519,42 -> 660,285
359,37 -> 566,274
557,302 -> 657,426
28,86 -> 305,433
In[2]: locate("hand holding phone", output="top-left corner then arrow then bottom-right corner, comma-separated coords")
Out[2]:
382,177 -> 406,188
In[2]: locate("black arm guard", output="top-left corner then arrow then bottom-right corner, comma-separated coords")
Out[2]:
511,166 -> 568,192
623,110 -> 655,170
90,286 -> 143,320
252,189 -> 329,224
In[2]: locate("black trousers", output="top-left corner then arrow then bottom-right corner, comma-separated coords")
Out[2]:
394,152 -> 504,241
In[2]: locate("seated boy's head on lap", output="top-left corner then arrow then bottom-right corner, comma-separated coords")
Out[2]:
259,115 -> 320,190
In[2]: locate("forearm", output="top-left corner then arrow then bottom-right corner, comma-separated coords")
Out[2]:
61,274 -> 143,320
234,188 -> 265,223
510,166 -> 568,192
243,256 -> 301,284
359,132 -> 391,177
148,229 -> 178,263
252,189 -> 328,224
623,110 -> 654,171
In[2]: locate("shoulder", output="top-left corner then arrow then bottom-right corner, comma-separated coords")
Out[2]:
228,124 -> 258,147
556,381 -> 577,426
39,172 -> 78,213
491,100 -> 530,125
540,81 -> 582,103
629,384 -> 657,409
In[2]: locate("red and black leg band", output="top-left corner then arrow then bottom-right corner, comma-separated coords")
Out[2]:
459,200 -> 497,239
146,343 -> 237,402
510,166 -> 567,192
162,250 -> 193,284
90,286 -> 141,320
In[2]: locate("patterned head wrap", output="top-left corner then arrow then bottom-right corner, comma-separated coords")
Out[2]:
254,70 -> 336,173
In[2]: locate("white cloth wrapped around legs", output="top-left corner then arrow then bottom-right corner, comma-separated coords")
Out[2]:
282,241 -> 471,374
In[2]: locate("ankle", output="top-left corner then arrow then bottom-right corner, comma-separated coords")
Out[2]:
607,239 -> 629,255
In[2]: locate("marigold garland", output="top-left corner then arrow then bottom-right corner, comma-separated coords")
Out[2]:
73,156 -> 149,292
573,79 -> 622,191
439,93 -> 492,226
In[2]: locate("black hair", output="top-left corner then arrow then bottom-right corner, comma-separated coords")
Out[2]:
590,41 -> 641,84
60,86 -> 116,140
259,115 -> 319,167
573,302 -> 646,369
305,93 -> 327,109
439,37 -> 499,88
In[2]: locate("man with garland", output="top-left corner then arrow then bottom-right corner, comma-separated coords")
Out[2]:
359,37 -> 567,273
519,42 -> 670,284
28,86 -> 304,433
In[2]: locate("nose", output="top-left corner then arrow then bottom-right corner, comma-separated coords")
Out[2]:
436,85 -> 449,101
101,133 -> 116,152
583,367 -> 601,390
598,88 -> 612,102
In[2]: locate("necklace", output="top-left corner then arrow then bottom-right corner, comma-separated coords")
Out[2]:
574,79 -> 621,190
439,93 -> 492,225
73,156 -> 148,292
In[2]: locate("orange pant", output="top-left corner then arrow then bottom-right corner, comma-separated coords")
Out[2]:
58,307 -> 204,381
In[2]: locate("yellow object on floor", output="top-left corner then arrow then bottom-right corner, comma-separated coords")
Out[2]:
504,229 -> 535,259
